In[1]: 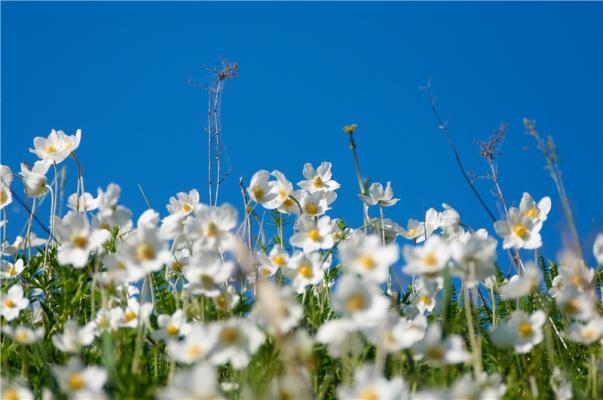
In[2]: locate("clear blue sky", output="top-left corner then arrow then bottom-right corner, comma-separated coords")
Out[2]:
2,2 -> 602,265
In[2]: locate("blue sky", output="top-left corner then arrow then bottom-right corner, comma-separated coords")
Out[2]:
2,2 -> 602,265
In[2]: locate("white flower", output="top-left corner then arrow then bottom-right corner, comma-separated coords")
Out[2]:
555,284 -> 595,320
410,279 -> 440,314
499,263 -> 542,300
67,191 -> 99,212
421,208 -> 441,242
332,274 -> 390,328
52,357 -> 107,399
183,250 -> 234,297
118,226 -> 171,275
298,161 -> 340,193
551,368 -> 573,400
450,234 -> 498,287
253,281 -> 303,335
289,215 -> 335,253
423,373 -> 506,400
1,380 -> 34,400
93,183 -> 132,230
167,189 -> 200,215
210,318 -> 266,369
519,192 -> 551,226
284,251 -> 328,294
494,208 -> 542,250
214,286 -> 240,312
566,318 -> 603,345
158,363 -> 224,400
299,190 -> 336,217
31,129 -> 81,164
0,165 -> 13,210
184,204 -> 237,251
0,258 -> 25,279
338,364 -> 407,400
136,209 -> 160,229
358,181 -> 399,207
255,245 -> 290,278
316,319 -> 364,357
366,312 -> 427,353
2,325 -> 44,345
247,170 -> 280,209
54,212 -> 110,268
52,319 -> 95,353
1,284 -> 29,321
20,161 -> 50,198
412,322 -> 469,366
167,323 -> 218,364
490,310 -> 546,353
402,235 -> 450,278
338,232 -> 399,284
398,218 -> 426,241
153,309 -> 191,342
277,189 -> 302,215
550,261 -> 594,297
270,170 -> 294,209
117,297 -> 153,328
91,307 -> 121,336
594,233 -> 603,265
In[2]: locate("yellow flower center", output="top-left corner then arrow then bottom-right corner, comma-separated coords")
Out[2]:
563,299 -> 580,315
67,373 -> 85,391
304,202 -> 319,215
166,324 -> 179,336
70,234 -> 89,249
406,227 -> 417,238
312,176 -> 324,188
278,188 -> 288,200
206,222 -> 219,238
282,198 -> 294,208
136,243 -> 156,261
524,207 -> 539,219
252,186 -> 264,201
345,294 -> 366,312
425,346 -> 444,360
220,327 -> 240,344
582,328 -> 596,339
7,266 -> 17,277
181,203 -> 193,213
422,252 -> 438,267
116,261 -> 126,271
124,310 -> 137,322
513,223 -> 528,238
298,264 -> 313,278
518,322 -> 533,337
420,295 -> 433,305
4,299 -> 16,308
571,275 -> 585,289
0,190 -> 8,205
215,295 -> 227,309
187,344 -> 203,359
359,388 -> 379,400
45,145 -> 57,154
171,261 -> 182,273
98,318 -> 109,329
15,330 -> 29,343
271,255 -> 287,267
357,255 -> 376,270
2,388 -> 18,400
307,229 -> 321,241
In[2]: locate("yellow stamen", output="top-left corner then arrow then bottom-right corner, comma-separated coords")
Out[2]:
581,328 -> 596,339
70,234 -> 89,249
206,222 -> 219,238
278,188 -> 288,200
425,346 -> 444,360
343,123 -> 358,134
0,190 -> 8,205
304,202 -> 319,215
357,255 -> 376,270
136,243 -> 156,261
298,264 -> 313,278
166,324 -> 179,336
420,295 -> 433,306
252,186 -> 264,201
406,227 -> 417,238
187,344 -> 202,359
220,327 -> 239,344
215,295 -> 227,309
67,373 -> 85,391
563,299 -> 580,315
2,388 -> 18,400
271,254 -> 287,267
518,322 -> 533,337
359,388 -> 379,400
45,145 -> 57,154
181,203 -> 193,213
307,229 -> 321,241
124,310 -> 137,322
14,330 -> 29,343
422,252 -> 438,267
513,223 -> 528,238
7,266 -> 17,277
345,294 -> 366,312
524,207 -> 539,219
312,176 -> 324,188
4,299 -> 16,308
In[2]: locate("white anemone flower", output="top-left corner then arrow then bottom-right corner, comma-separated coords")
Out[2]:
52,319 -> 96,353
550,261 -> 594,297
566,318 -> 603,345
417,373 -> 506,400
54,212 -> 110,268
402,235 -> 450,278
184,204 -> 237,251
494,207 -> 542,249
555,284 -> 595,320
0,165 -> 13,210
1,379 -> 34,400
117,297 -> 153,328
490,310 -> 546,354
338,364 -> 408,400
92,307 -> 121,336
594,233 -> 603,265
277,189 -> 302,215
158,362 -> 225,400
270,170 -> 294,208
167,323 -> 218,364
1,284 -> 29,321
367,312 -> 427,353
253,282 -> 303,335
289,215 -> 335,253
316,319 -> 364,358
183,250 -> 234,297
450,234 -> 498,287
298,161 -> 340,193
2,325 -> 44,345
93,183 -> 132,230
410,278 -> 440,314
20,161 -> 50,198
332,274 -> 390,328
118,226 -> 171,275
358,181 -> 399,207
210,318 -> 266,369
0,258 -> 25,279
285,251 -> 329,294
166,189 -> 200,215
67,191 -> 99,212
299,190 -> 336,217
338,232 -> 399,284
412,322 -> 469,366
421,207 -> 441,242
398,218 -> 426,241
255,245 -> 290,278
519,192 -> 551,226
153,309 -> 191,342
499,263 -> 542,300
30,129 -> 82,164
52,357 -> 107,400
247,170 -> 279,209
214,286 -> 240,312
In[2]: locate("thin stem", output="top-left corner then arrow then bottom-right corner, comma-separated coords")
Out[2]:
463,284 -> 482,376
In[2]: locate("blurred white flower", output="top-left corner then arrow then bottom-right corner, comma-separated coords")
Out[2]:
412,322 -> 469,366
52,357 -> 107,400
338,364 -> 407,400
0,165 -> 13,210
1,284 -> 29,321
289,215 -> 335,253
52,319 -> 95,353
2,324 -> 44,345
253,281 -> 303,335
153,309 -> 191,342
20,161 -> 50,198
298,161 -> 340,193
499,262 -> 542,300
167,323 -> 218,364
398,218 -> 426,241
331,274 -> 390,328
0,258 -> 24,279
358,181 -> 399,207
67,191 -> 99,212
402,235 -> 450,278
566,318 -> 603,345
1,379 -> 34,400
299,190 -> 336,217
410,278 -> 440,314
54,212 -> 110,268
210,318 -> 266,369
450,233 -> 498,287
166,189 -> 200,216
555,284 -> 595,320
158,362 -> 224,400
93,183 -> 132,230
367,312 -> 427,353
494,208 -> 542,250
316,319 -> 364,357
184,204 -> 237,251
338,232 -> 399,284
284,251 -> 328,294
184,250 -> 234,297
490,310 -> 546,353
593,233 -> 603,265
255,245 -> 290,278
116,297 -> 153,328
118,226 -> 171,275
